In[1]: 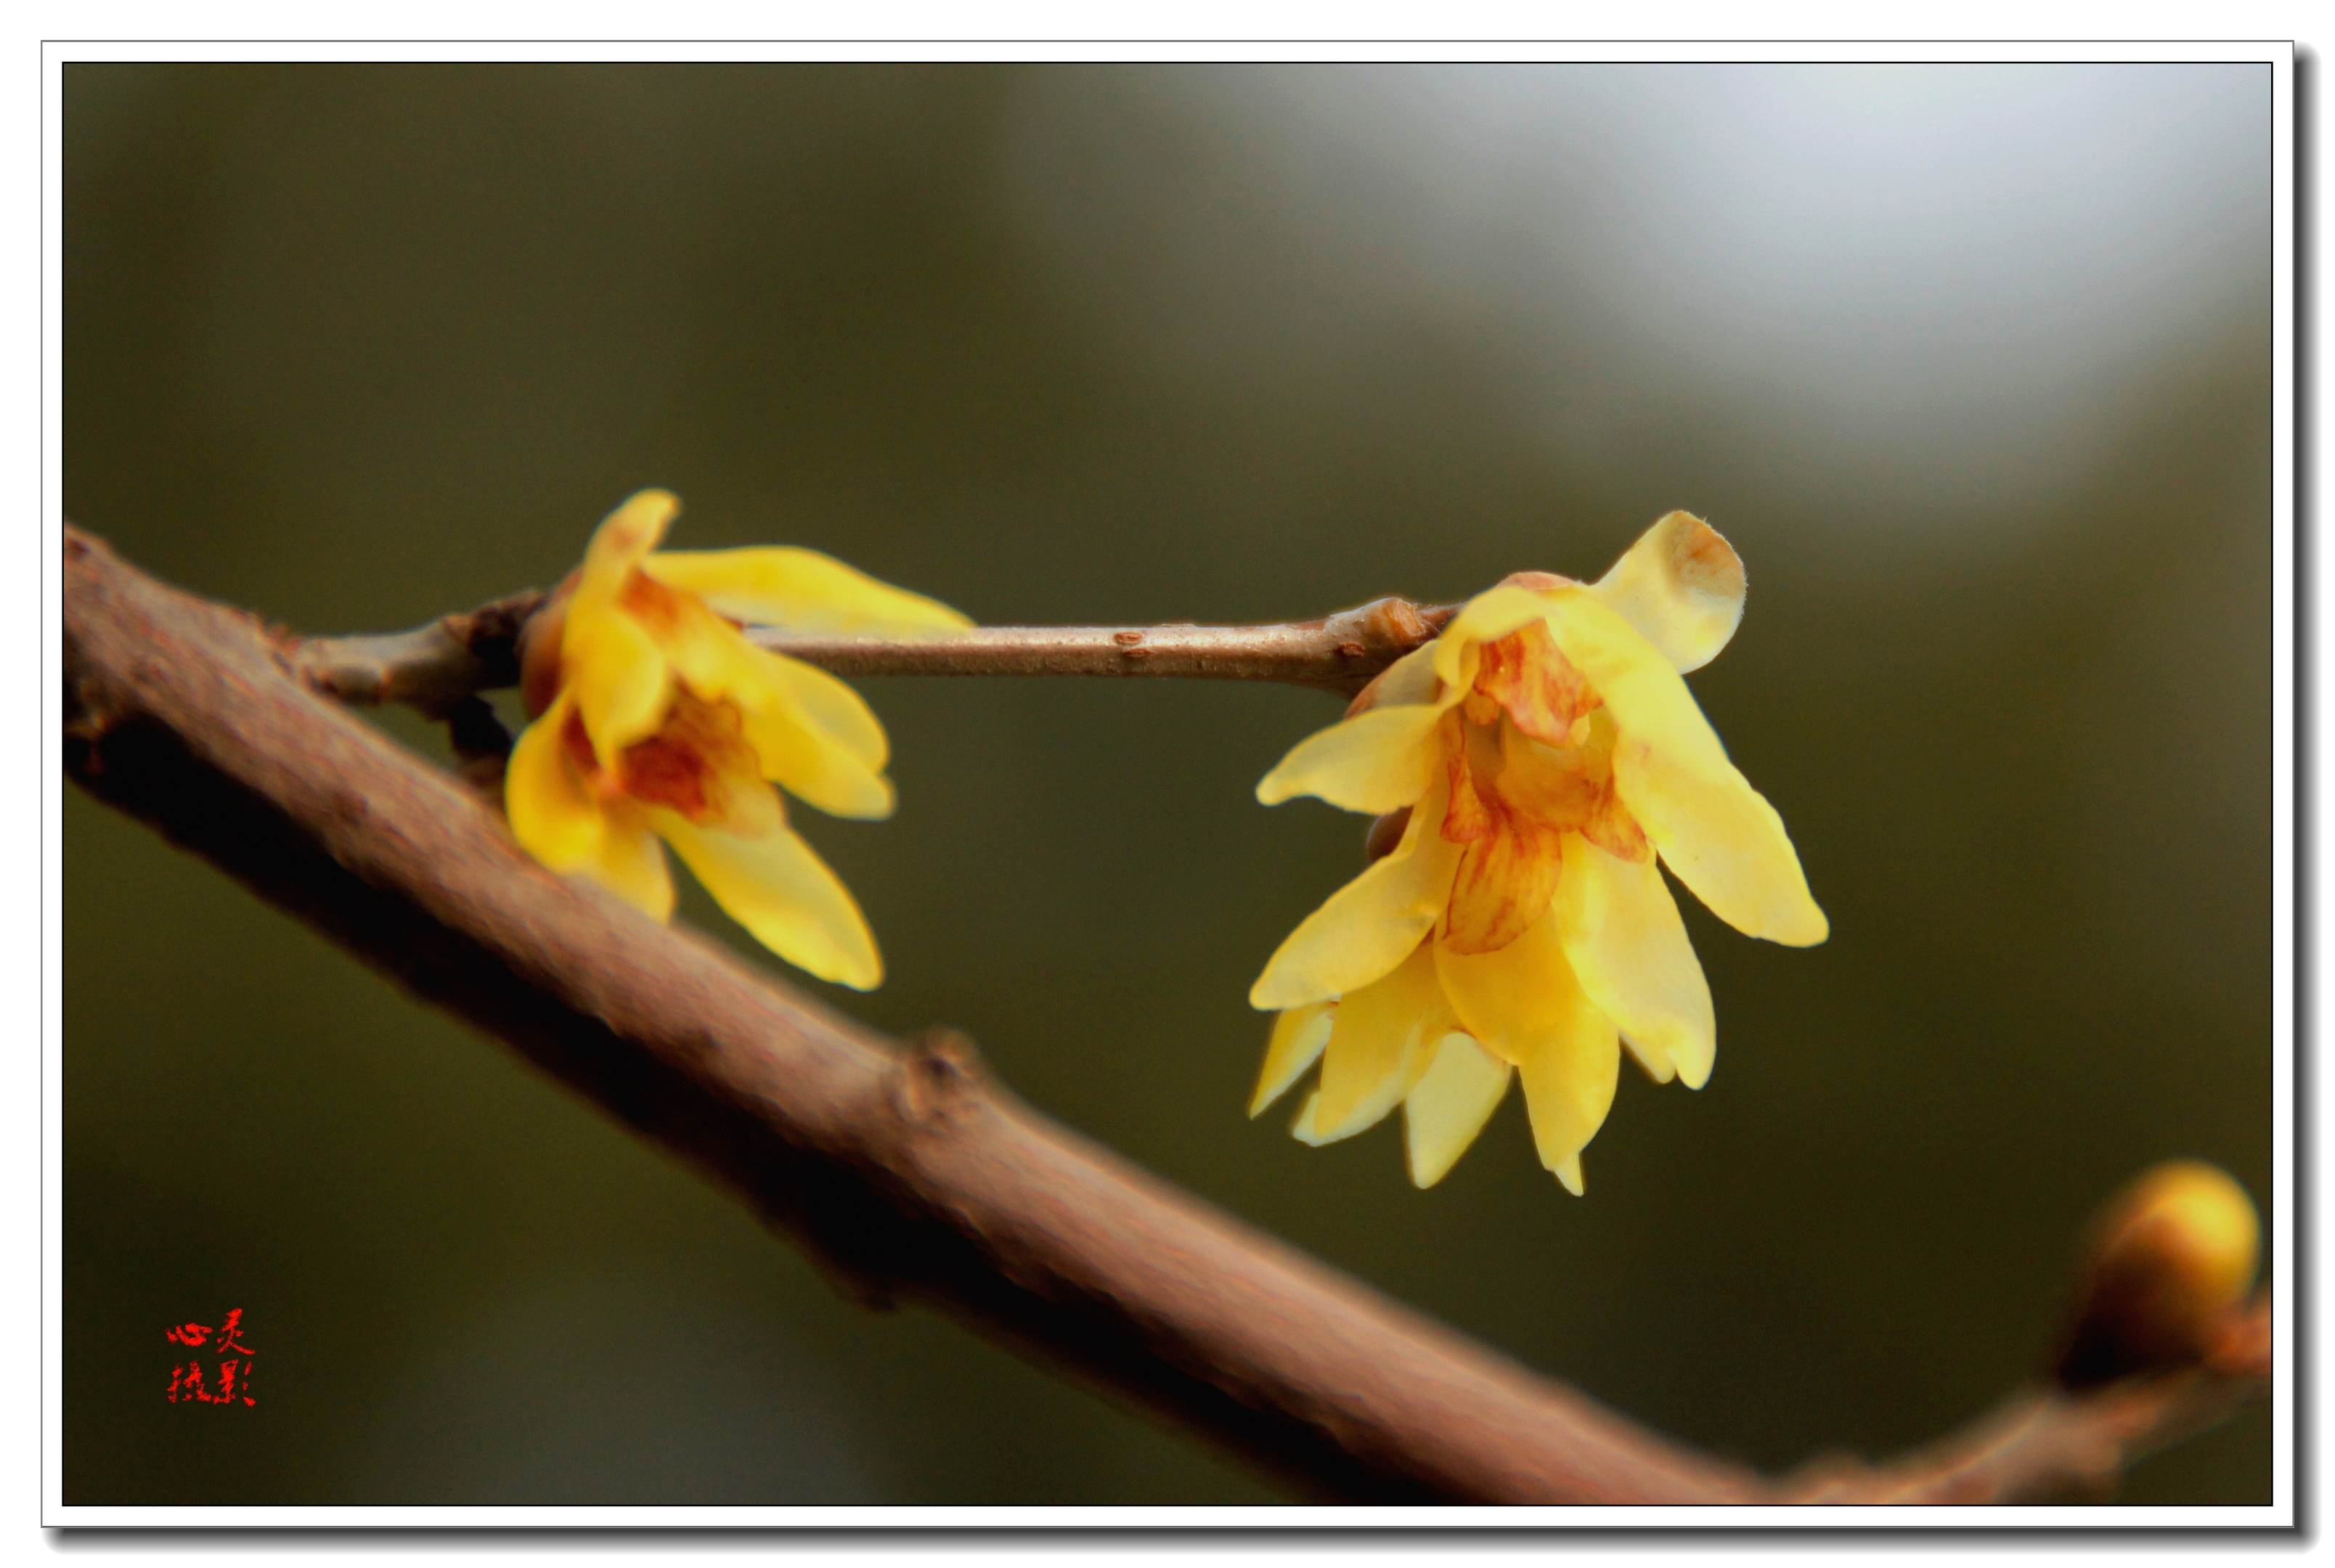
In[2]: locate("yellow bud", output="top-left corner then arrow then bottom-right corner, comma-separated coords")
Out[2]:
2055,1159 -> 2262,1389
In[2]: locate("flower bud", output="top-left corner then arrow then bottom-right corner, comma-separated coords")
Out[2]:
2053,1160 -> 2261,1389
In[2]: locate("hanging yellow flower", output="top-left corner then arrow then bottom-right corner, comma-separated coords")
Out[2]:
1247,513 -> 1826,1193
505,490 -> 970,989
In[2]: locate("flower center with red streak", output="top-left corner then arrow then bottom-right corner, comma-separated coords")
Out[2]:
1438,619 -> 1649,955
561,685 -> 765,829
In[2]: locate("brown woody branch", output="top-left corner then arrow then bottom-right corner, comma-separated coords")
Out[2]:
296,589 -> 1460,708
65,526 -> 2268,1505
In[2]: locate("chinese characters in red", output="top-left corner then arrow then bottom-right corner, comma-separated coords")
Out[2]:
166,1308 -> 255,1406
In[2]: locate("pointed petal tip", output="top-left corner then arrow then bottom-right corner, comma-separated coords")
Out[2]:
1769,902 -> 1830,947
1402,1034 -> 1509,1189
1252,705 -> 1441,815
591,489 -> 680,561
1250,1005 -> 1333,1116
1247,974 -> 1309,1012
643,544 -> 971,637
1552,1154 -> 1586,1196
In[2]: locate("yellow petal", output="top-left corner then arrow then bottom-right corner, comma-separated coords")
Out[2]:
1403,1034 -> 1512,1188
643,546 -> 973,635
579,801 -> 677,921
1588,511 -> 1746,674
743,703 -> 897,821
1434,911 -> 1619,1188
1611,739 -> 1827,948
1430,585 -> 1551,695
505,694 -> 606,873
1249,778 -> 1462,1010
1250,1003 -> 1334,1117
759,650 -> 890,773
573,490 -> 680,616
1515,1013 -> 1620,1192
565,598 -> 673,761
1311,941 -> 1453,1141
1354,643 -> 1443,712
1541,587 -> 1827,947
1290,1088 -> 1329,1146
1554,833 -> 1714,1088
1549,1153 -> 1586,1196
655,814 -> 883,989
1256,703 -> 1444,812
509,697 -> 675,918
1433,908 -> 1573,1061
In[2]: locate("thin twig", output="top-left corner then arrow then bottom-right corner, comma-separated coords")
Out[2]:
67,526 -> 2269,1505
294,591 -> 1459,707
1782,1299 -> 2272,1503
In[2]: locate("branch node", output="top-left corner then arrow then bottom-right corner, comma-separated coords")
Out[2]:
1319,595 -> 1445,663
895,1028 -> 988,1127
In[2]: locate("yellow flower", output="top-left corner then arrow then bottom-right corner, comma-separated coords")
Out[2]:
505,490 -> 970,989
1247,513 -> 1827,1193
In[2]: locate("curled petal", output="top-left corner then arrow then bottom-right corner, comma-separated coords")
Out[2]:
656,814 -> 883,989
1250,780 -> 1462,1010
643,546 -> 972,636
1251,1003 -> 1334,1116
1403,1034 -> 1512,1188
505,694 -> 606,874
574,491 -> 680,616
506,695 -> 672,920
1554,833 -> 1714,1088
1589,511 -> 1746,674
565,600 -> 672,761
1542,588 -> 1826,946
1309,942 -> 1453,1142
1257,703 -> 1444,812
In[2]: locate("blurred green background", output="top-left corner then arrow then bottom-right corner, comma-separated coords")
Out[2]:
63,62 -> 2273,1506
